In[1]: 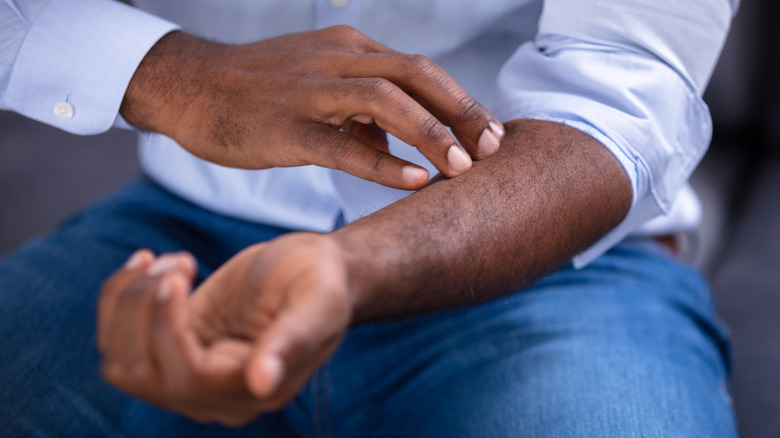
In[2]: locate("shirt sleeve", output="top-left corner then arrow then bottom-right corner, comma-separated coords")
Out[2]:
494,0 -> 738,268
0,0 -> 179,134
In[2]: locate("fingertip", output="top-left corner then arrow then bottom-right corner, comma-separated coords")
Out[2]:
446,144 -> 472,175
477,127 -> 500,159
401,165 -> 429,188
158,272 -> 191,304
157,276 -> 174,303
247,353 -> 284,398
124,249 -> 154,270
175,251 -> 199,280
152,274 -> 191,335
489,120 -> 505,139
146,254 -> 180,277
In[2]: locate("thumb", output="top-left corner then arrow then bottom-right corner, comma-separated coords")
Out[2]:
247,351 -> 285,398
244,291 -> 346,399
244,309 -> 311,398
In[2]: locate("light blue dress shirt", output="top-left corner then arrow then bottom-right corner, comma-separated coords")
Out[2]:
0,0 -> 737,267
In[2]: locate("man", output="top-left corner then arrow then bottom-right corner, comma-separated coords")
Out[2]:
0,0 -> 738,436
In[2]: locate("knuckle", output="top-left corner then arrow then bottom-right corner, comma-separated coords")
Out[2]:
361,78 -> 394,101
329,24 -> 361,39
328,134 -> 355,163
100,361 -> 122,383
299,125 -> 332,153
405,54 -> 436,77
419,117 -> 448,145
372,151 -> 386,171
368,150 -> 387,173
124,362 -> 154,384
100,360 -> 153,391
454,93 -> 483,124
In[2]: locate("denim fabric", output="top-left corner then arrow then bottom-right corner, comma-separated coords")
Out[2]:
0,178 -> 736,437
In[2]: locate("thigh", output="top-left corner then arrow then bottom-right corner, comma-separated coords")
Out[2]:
0,178 -> 296,437
327,240 -> 736,438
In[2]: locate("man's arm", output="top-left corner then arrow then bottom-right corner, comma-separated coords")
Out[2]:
333,118 -> 631,322
94,117 -> 630,425
1,1 -> 502,190
119,28 -> 504,190
94,0 -> 735,425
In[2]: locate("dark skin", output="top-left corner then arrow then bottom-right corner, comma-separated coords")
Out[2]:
338,119 -> 631,322
120,28 -> 505,189
98,27 -> 631,427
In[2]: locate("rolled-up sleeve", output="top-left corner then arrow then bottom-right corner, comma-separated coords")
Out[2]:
495,0 -> 738,267
0,0 -> 178,134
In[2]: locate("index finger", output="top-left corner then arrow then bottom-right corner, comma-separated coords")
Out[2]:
341,52 -> 505,159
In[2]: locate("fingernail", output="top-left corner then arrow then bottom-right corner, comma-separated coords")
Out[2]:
402,166 -> 428,185
478,128 -> 500,158
146,255 -> 178,277
124,251 -> 146,270
447,144 -> 472,174
262,355 -> 283,393
489,120 -> 505,138
157,277 -> 172,303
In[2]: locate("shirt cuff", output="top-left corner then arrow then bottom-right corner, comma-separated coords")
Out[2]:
3,0 -> 179,134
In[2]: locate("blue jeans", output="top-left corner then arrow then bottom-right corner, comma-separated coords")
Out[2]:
0,178 -> 736,437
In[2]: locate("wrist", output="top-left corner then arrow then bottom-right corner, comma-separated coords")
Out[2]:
119,31 -> 221,139
328,229 -> 379,325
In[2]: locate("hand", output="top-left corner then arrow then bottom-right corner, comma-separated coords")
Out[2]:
120,26 -> 505,190
188,233 -> 352,406
97,234 -> 353,426
97,250 -> 262,426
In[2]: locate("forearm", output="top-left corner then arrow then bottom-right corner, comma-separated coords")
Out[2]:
332,118 -> 632,323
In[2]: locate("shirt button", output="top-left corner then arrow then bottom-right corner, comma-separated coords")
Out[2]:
54,101 -> 74,120
329,0 -> 349,8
